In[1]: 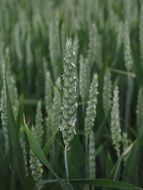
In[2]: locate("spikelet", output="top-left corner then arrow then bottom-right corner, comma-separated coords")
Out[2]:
5,49 -> 19,119
0,52 -> 18,152
51,78 -> 62,134
84,74 -> 98,135
136,88 -> 143,128
29,127 -> 43,190
45,71 -> 53,140
123,19 -> 134,131
79,55 -> 90,105
0,65 -> 8,152
123,20 -> 133,72
29,102 -> 43,189
45,71 -> 52,115
35,101 -> 43,146
103,70 -> 112,117
20,136 -> 28,177
139,1 -> 143,67
111,85 -> 121,157
89,130 -> 96,179
60,38 -> 78,148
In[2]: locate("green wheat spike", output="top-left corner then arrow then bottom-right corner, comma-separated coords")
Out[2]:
35,101 -> 43,146
60,38 -> 78,149
103,69 -> 112,117
123,19 -> 133,72
29,127 -> 43,190
79,55 -> 90,107
111,85 -> 121,158
84,74 -> 98,136
45,71 -> 52,115
0,78 -> 8,152
136,88 -> 143,128
30,101 -> 43,190
51,78 -> 62,134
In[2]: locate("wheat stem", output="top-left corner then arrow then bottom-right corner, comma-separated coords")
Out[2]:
64,146 -> 69,180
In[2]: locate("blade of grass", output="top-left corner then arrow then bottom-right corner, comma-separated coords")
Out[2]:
109,141 -> 135,180
5,76 -> 25,186
24,118 -> 74,190
43,179 -> 142,190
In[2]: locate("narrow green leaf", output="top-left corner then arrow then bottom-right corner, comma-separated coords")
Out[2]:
43,179 -> 141,190
109,141 -> 135,180
5,78 -> 25,185
123,128 -> 143,182
122,140 -> 140,182
24,118 -> 74,190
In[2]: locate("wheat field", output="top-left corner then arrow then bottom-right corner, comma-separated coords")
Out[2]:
0,0 -> 143,190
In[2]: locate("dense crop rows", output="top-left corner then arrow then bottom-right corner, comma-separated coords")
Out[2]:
0,0 -> 143,189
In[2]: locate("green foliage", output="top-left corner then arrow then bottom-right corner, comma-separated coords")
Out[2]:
0,0 -> 143,190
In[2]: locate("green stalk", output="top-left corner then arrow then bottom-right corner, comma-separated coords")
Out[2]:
64,146 -> 69,180
85,135 -> 89,177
